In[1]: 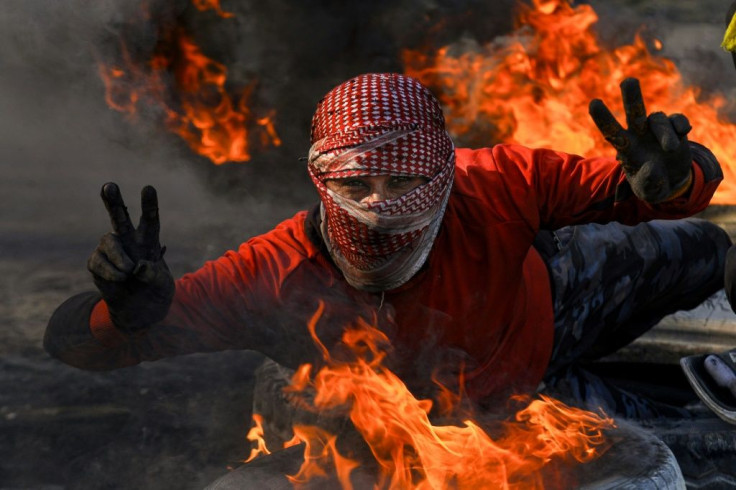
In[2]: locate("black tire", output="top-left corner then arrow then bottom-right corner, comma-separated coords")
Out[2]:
645,413 -> 736,489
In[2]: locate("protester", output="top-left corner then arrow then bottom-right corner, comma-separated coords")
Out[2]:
46,73 -> 729,419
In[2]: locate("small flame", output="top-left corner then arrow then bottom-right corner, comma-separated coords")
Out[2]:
191,0 -> 234,18
287,425 -> 360,488
244,413 -> 271,463
97,1 -> 280,164
403,0 -> 736,203
246,302 -> 615,488
244,412 -> 303,464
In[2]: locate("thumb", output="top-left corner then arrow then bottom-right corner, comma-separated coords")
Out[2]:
133,259 -> 175,303
133,260 -> 159,284
626,160 -> 670,203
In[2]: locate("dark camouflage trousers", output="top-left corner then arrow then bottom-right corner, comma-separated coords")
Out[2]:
539,218 -> 731,419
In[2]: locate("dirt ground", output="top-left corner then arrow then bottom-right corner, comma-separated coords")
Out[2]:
1,0 -> 735,488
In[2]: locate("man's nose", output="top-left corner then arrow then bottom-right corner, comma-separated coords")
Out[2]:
362,186 -> 389,204
363,191 -> 385,204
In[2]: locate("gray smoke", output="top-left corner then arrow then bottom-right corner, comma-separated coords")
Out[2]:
0,0 -> 733,488
0,0 -> 521,250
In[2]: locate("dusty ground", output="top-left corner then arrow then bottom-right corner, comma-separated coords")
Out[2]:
1,0 -> 735,488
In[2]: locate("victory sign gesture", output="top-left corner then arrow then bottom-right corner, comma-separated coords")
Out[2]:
589,78 -> 693,203
87,183 -> 175,332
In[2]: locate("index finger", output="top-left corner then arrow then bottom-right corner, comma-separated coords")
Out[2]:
589,98 -> 628,151
137,185 -> 161,250
620,78 -> 648,135
100,182 -> 135,238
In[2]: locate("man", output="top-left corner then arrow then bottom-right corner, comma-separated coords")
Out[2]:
46,73 -> 729,419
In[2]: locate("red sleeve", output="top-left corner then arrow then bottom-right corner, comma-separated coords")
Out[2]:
85,230 -> 300,352
89,300 -> 126,347
51,212 -> 328,370
483,142 -> 721,230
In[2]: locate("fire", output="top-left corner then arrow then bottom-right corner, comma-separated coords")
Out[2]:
403,0 -> 736,204
244,413 -> 271,463
191,0 -> 234,18
97,1 -> 280,164
247,302 -> 615,489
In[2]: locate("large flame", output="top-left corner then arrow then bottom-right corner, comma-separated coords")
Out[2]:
247,302 -> 615,489
403,0 -> 736,204
98,1 -> 280,164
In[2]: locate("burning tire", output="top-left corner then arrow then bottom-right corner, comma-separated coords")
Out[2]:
204,445 -> 376,490
205,424 -> 687,489
204,359 -> 687,489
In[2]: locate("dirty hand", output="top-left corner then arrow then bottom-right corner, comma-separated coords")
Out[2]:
87,183 -> 175,331
589,78 -> 693,203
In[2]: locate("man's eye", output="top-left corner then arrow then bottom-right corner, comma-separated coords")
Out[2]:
391,177 -> 412,185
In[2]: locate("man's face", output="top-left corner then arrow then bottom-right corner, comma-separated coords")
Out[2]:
324,175 -> 428,204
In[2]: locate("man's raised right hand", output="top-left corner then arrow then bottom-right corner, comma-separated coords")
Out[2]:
87,183 -> 175,332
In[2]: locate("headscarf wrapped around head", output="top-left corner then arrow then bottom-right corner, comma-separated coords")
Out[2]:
308,73 -> 455,291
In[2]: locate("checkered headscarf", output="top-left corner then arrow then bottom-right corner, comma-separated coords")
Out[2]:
308,73 -> 455,291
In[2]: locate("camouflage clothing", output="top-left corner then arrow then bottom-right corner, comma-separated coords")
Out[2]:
540,218 -> 731,418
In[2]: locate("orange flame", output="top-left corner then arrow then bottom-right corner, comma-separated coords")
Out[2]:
287,425 -> 361,488
191,0 -> 234,18
244,412 -> 303,464
98,1 -> 280,164
244,413 -> 271,463
403,0 -> 736,204
247,303 -> 615,488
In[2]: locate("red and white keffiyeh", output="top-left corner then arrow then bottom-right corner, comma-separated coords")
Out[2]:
308,73 -> 455,291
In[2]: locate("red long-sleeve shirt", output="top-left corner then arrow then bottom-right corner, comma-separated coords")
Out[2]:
45,143 -> 722,402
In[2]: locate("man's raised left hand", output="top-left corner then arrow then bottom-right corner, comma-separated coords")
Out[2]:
589,77 -> 693,203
